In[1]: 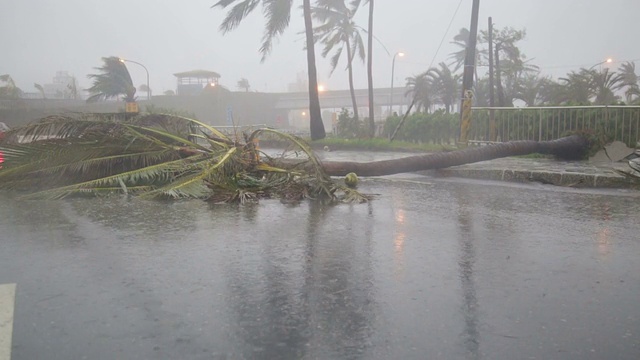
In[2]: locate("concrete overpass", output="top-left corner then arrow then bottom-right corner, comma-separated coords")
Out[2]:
274,87 -> 412,113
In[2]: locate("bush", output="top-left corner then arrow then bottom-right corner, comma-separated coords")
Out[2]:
382,110 -> 459,144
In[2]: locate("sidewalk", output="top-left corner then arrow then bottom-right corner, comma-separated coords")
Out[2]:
420,157 -> 638,189
315,149 -> 639,189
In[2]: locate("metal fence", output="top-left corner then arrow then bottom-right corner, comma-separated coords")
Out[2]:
470,106 -> 640,147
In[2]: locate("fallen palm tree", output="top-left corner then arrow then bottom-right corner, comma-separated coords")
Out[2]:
0,114 -> 590,202
320,136 -> 590,176
0,114 -> 367,203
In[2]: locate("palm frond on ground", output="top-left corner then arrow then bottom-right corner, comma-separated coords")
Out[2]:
0,114 -> 368,203
614,158 -> 640,182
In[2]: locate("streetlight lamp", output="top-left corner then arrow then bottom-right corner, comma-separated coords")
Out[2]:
119,58 -> 150,100
588,57 -> 613,71
389,52 -> 405,116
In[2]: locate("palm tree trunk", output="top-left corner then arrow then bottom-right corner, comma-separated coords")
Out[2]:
366,0 -> 375,137
346,37 -> 359,120
320,135 -> 588,176
494,46 -> 506,107
303,0 -> 326,140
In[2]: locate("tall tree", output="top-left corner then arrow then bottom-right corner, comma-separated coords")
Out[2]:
427,62 -> 460,113
237,77 -> 251,92
559,69 -> 594,105
138,84 -> 152,98
66,76 -> 80,100
479,27 -> 535,107
591,68 -> 623,105
312,0 -> 365,120
367,0 -> 375,136
213,0 -> 326,140
513,74 -> 544,106
538,77 -> 568,105
449,28 -> 471,72
448,27 -> 484,77
405,72 -> 434,113
0,75 -> 23,99
618,61 -> 640,103
86,56 -> 136,103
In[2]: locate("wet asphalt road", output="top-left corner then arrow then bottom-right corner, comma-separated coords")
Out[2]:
1,174 -> 639,360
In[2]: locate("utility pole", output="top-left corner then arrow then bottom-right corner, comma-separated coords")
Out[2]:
458,0 -> 480,146
488,17 -> 496,141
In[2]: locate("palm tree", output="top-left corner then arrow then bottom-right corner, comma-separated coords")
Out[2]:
366,0 -> 375,137
312,0 -> 365,120
559,69 -> 594,104
34,83 -> 46,99
427,62 -> 460,113
538,77 -> 568,105
66,76 -> 80,100
213,0 -> 326,140
591,68 -> 623,105
449,28 -> 484,76
404,72 -> 433,113
617,61 -> 640,103
348,0 -> 375,136
86,56 -> 136,103
138,84 -> 152,98
0,114 -> 589,199
237,78 -> 251,92
0,75 -> 22,99
0,114 -> 365,202
480,27 -> 532,107
449,28 -> 470,72
513,74 -> 544,106
472,77 -> 489,107
320,135 -> 590,175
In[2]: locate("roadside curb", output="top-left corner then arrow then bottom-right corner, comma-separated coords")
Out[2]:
421,167 -> 638,189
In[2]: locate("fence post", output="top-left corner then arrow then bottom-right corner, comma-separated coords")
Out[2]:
538,108 -> 543,141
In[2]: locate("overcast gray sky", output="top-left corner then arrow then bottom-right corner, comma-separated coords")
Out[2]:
2,0 -> 639,95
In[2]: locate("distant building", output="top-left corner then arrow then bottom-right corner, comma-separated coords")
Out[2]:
174,70 -> 221,96
287,72 -> 308,92
43,71 -> 80,99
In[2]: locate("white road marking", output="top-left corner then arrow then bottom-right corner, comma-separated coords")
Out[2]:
0,283 -> 16,360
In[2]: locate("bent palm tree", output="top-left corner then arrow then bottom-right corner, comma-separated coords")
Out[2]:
427,62 -> 460,113
0,114 -> 360,202
213,0 -> 326,140
0,114 -> 590,202
618,61 -> 640,103
237,78 -> 251,92
313,0 -> 365,120
0,74 -> 22,99
320,135 -> 589,176
405,73 -> 434,113
86,56 -> 136,103
34,83 -> 46,99
592,68 -> 623,105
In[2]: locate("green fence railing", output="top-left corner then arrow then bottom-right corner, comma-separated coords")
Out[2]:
470,106 -> 640,147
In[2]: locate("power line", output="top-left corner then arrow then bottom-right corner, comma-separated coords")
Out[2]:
539,58 -> 640,71
424,0 -> 465,71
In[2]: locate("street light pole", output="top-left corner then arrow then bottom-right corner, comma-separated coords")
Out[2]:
588,58 -> 613,71
119,58 -> 150,100
389,52 -> 405,116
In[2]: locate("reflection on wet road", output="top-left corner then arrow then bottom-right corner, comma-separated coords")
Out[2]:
1,177 -> 639,359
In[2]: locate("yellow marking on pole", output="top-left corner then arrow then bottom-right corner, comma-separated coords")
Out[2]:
458,90 -> 474,147
0,283 -> 16,360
